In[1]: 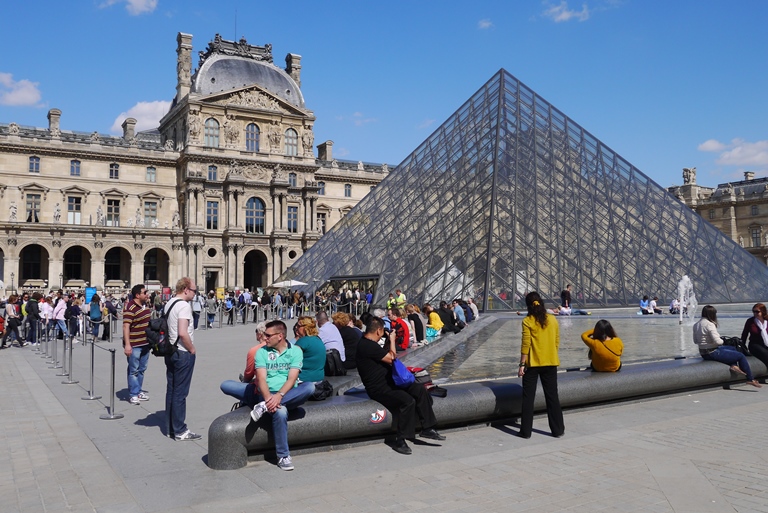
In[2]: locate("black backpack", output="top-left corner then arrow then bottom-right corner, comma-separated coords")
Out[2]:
146,299 -> 184,357
324,348 -> 347,376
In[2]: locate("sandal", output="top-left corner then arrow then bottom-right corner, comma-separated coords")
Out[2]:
746,380 -> 763,388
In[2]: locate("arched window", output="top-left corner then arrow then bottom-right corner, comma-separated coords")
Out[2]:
70,160 -> 80,176
29,156 -> 40,173
289,172 -> 297,187
208,165 -> 217,181
344,183 -> 352,197
317,181 -> 325,195
245,197 -> 266,234
245,123 -> 260,152
285,128 -> 298,156
204,118 -> 220,147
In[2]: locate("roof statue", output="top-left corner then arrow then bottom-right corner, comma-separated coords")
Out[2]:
277,70 -> 768,309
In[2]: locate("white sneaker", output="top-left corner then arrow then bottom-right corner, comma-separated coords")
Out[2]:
137,391 -> 149,401
250,401 -> 268,422
129,396 -> 141,405
174,430 -> 202,441
277,456 -> 294,471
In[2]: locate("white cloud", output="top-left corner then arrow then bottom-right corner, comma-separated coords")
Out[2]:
99,0 -> 157,15
335,147 -> 350,158
110,100 -> 171,134
0,72 -> 42,106
478,19 -> 494,29
417,119 -> 436,129
697,139 -> 727,152
543,1 -> 590,22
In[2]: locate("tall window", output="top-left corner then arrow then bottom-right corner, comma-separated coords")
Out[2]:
752,228 -> 762,248
289,172 -> 297,187
317,181 -> 325,195
106,199 -> 120,227
144,201 -> 157,226
287,206 -> 298,233
204,118 -> 220,147
245,123 -> 260,152
67,196 -> 82,224
285,128 -> 298,156
317,212 -> 327,234
70,160 -> 80,176
752,205 -> 759,216
146,166 -> 156,183
245,197 -> 266,234
207,201 -> 219,230
29,156 -> 40,173
344,183 -> 352,197
208,165 -> 217,181
25,194 -> 40,223
109,163 -> 119,180
709,209 -> 715,220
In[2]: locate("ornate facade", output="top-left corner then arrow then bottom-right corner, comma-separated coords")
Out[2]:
669,169 -> 768,264
0,33 -> 387,293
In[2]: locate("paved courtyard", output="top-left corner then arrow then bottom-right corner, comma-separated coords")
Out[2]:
2,317 -> 768,512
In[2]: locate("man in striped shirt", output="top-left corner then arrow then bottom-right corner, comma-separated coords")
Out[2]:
123,284 -> 151,406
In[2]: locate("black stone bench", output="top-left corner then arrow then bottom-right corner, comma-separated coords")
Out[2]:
207,356 -> 768,470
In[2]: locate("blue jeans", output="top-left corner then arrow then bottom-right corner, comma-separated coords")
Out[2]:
248,381 -> 314,458
127,345 -> 151,397
207,313 -> 215,326
702,346 -> 755,381
55,319 -> 69,339
220,380 -> 249,403
164,351 -> 196,437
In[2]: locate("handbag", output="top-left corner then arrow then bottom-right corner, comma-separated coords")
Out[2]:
392,358 -> 415,388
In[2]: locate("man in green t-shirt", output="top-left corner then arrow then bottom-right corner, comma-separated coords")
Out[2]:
250,320 -> 314,471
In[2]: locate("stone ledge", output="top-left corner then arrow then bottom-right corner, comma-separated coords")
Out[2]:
207,354 -> 768,470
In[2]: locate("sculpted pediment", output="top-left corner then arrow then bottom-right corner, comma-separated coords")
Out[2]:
203,85 -> 306,116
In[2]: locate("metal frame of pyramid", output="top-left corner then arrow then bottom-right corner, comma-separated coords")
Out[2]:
281,70 -> 768,309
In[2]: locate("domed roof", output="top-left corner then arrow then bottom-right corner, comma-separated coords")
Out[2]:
192,53 -> 305,109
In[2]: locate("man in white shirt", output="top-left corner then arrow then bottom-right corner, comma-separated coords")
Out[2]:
164,277 -> 201,441
315,310 -> 345,361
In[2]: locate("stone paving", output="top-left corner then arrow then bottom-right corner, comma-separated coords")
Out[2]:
2,316 -> 768,512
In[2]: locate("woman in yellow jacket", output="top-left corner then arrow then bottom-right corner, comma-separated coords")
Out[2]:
518,291 -> 564,439
581,320 -> 623,372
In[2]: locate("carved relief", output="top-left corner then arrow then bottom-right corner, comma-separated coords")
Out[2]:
164,139 -> 175,150
266,120 -> 281,153
9,202 -> 17,223
94,241 -> 103,249
198,34 -> 273,69
8,122 -> 19,135
50,127 -> 61,138
272,164 -> 287,182
239,163 -> 271,182
90,131 -> 101,143
134,242 -> 143,250
7,238 -> 17,246
382,163 -> 389,173
301,129 -> 314,156
51,240 -> 60,248
188,113 -> 202,142
223,115 -> 240,147
222,90 -> 288,113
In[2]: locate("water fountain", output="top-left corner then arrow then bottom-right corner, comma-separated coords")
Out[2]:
677,275 -> 698,325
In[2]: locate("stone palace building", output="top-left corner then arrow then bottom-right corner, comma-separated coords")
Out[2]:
0,33 -> 387,294
669,168 -> 768,264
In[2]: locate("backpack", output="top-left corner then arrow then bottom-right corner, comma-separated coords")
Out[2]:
324,348 -> 347,376
225,297 -> 233,309
64,305 -> 72,320
309,380 -> 334,401
89,303 -> 102,322
146,299 -> 184,357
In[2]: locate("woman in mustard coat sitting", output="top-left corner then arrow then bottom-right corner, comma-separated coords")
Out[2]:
581,320 -> 623,372
517,292 -> 564,439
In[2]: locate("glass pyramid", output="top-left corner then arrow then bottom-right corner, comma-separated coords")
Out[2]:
281,70 -> 768,309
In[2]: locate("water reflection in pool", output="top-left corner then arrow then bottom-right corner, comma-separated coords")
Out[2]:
427,309 -> 755,384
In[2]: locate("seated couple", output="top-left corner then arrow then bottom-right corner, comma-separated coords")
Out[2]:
219,320 -> 321,471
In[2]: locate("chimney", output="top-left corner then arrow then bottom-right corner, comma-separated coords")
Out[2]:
285,53 -> 302,88
47,108 -> 61,135
176,33 -> 193,102
745,171 -> 755,181
122,118 -> 137,140
317,140 -> 333,161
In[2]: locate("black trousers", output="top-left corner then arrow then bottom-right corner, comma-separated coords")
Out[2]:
368,382 -> 437,440
520,365 -> 564,438
748,341 -> 768,374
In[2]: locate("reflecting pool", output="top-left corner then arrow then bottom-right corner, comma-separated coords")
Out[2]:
427,305 -> 758,384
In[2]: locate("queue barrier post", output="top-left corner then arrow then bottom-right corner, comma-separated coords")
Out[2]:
99,348 -> 124,420
61,334 -> 79,385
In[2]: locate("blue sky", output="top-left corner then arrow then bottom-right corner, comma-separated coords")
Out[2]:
1,0 -> 766,189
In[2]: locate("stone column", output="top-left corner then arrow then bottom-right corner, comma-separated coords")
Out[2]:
729,202 -> 738,240
271,194 -> 278,231
310,198 -> 316,232
131,244 -> 144,285
90,259 -> 105,289
281,194 -> 288,230
227,191 -> 235,230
